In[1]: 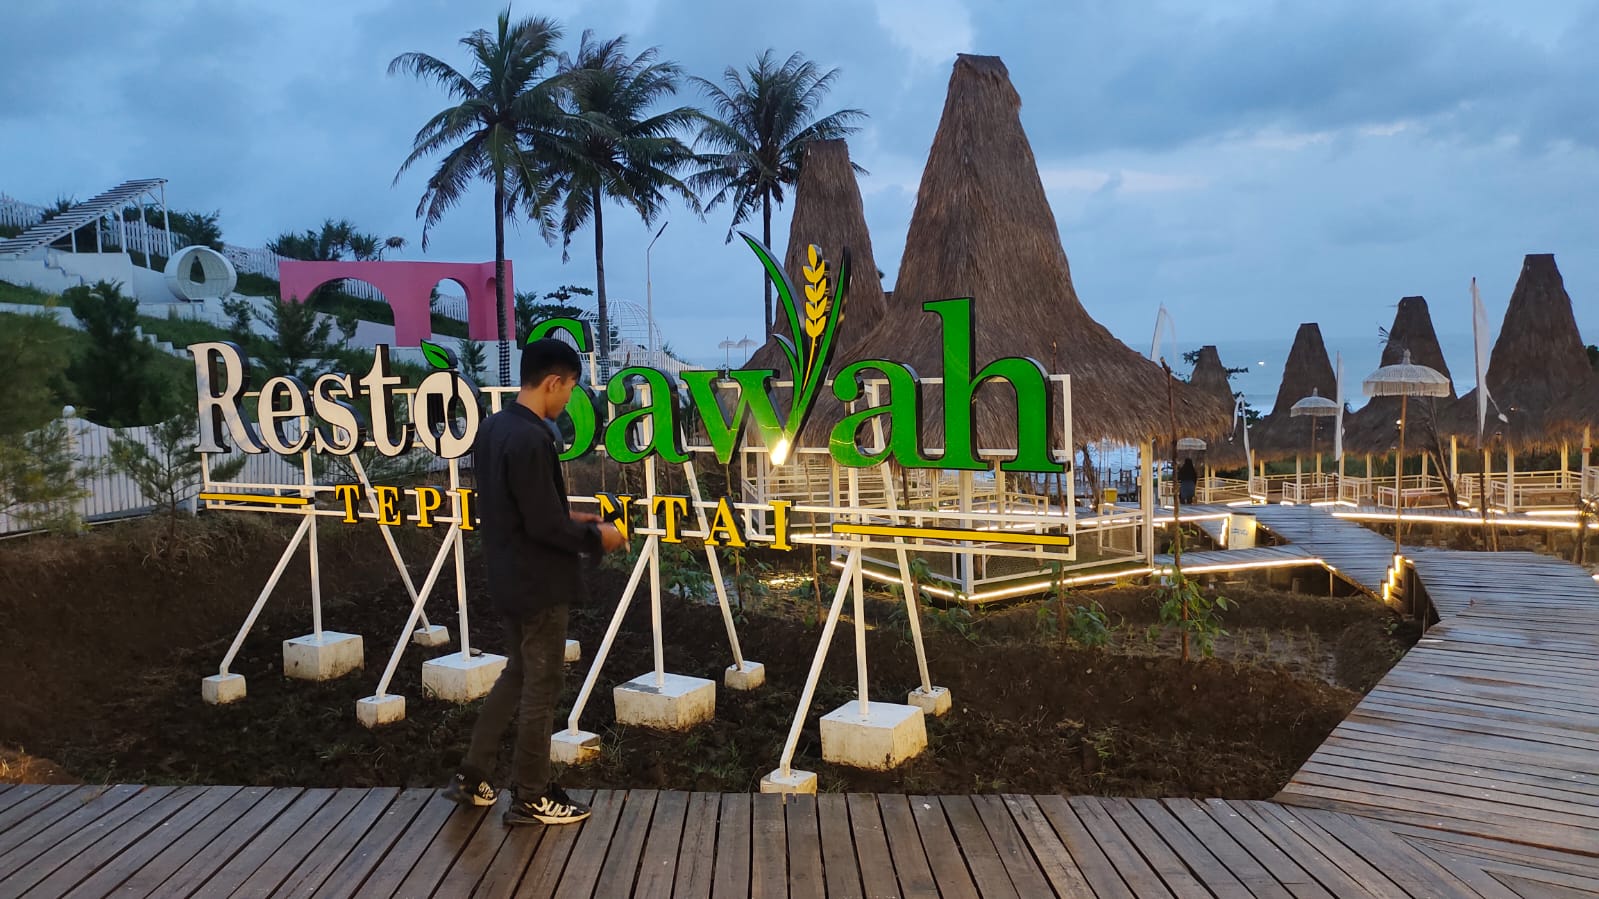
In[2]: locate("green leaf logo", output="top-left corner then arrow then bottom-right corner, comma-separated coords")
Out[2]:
420,339 -> 453,371
738,233 -> 850,463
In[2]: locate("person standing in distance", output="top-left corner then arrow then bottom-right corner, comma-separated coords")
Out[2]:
442,338 -> 626,825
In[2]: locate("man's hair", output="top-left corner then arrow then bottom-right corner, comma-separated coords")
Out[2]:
521,338 -> 583,387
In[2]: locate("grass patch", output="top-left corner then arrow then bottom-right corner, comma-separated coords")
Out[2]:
136,314 -> 233,350
0,280 -> 59,306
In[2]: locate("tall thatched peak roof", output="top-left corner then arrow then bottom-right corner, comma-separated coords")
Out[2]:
1252,323 -> 1338,460
1186,345 -> 1248,468
1445,254 -> 1599,449
839,53 -> 1225,448
746,139 -> 887,375
1344,296 -> 1455,455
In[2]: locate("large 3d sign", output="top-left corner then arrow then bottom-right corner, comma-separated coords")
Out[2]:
196,236 -> 1067,475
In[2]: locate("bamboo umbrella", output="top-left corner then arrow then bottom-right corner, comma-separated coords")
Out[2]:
1290,388 -> 1340,497
1363,350 -> 1451,554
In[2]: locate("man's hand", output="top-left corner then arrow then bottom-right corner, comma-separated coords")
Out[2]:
598,523 -> 626,552
571,511 -> 603,525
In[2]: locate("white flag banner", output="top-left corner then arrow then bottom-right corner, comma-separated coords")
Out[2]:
1472,277 -> 1493,440
1335,351 -> 1345,461
1150,304 -> 1178,365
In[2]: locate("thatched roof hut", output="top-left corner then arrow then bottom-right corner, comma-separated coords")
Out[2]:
1252,323 -> 1338,461
835,54 -> 1226,451
1343,296 -> 1455,455
746,139 -> 889,376
1443,254 -> 1599,450
1185,345 -> 1249,469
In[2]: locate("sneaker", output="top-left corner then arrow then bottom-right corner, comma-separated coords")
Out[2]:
504,783 -> 591,826
440,773 -> 497,807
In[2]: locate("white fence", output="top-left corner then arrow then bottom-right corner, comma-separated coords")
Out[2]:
0,415 -> 460,537
0,196 -> 50,229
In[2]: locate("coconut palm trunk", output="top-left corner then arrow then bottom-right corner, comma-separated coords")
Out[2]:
592,185 -> 609,370
495,174 -> 511,385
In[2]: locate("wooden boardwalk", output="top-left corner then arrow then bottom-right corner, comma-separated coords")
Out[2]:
0,785 -> 1554,897
1250,504 -> 1402,596
6,506 -> 1599,896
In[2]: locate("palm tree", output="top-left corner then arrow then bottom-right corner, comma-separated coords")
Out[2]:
390,11 -> 565,385
540,31 -> 701,372
690,51 -> 866,337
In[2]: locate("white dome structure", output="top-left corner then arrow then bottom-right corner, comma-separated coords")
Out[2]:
164,245 -> 237,301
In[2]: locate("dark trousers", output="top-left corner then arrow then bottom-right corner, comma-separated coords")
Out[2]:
462,604 -> 568,797
1179,481 -> 1196,504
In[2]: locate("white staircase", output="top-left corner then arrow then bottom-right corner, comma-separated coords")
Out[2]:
0,179 -> 168,257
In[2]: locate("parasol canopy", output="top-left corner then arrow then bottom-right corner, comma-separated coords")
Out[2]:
1363,351 -> 1451,399
1176,437 -> 1207,452
1291,388 -> 1340,418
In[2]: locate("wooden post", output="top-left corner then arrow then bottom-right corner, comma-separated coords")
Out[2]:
1140,440 -> 1154,565
1450,435 -> 1459,493
1561,443 -> 1570,489
1506,446 -> 1517,514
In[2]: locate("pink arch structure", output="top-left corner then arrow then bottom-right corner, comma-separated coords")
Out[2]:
277,260 -> 513,347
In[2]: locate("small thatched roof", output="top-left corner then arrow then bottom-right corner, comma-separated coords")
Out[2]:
1343,296 -> 1456,455
832,54 -> 1225,452
746,139 -> 888,376
1252,323 -> 1338,461
1184,345 -> 1249,469
1443,254 -> 1599,450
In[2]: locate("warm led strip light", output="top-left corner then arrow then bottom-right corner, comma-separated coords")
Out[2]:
832,522 -> 1074,547
198,492 -> 311,506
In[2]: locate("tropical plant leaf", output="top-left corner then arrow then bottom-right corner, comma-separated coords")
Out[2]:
420,339 -> 453,370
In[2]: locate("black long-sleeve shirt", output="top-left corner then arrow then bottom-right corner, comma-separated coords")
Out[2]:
474,402 -> 601,614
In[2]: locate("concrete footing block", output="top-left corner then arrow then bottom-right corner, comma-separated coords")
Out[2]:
760,769 -> 818,795
907,685 -> 952,717
613,672 -> 716,731
356,694 -> 405,728
283,632 -> 364,681
201,673 -> 246,705
551,729 -> 602,765
421,652 -> 507,702
820,701 -> 926,770
412,625 -> 450,648
565,639 -> 581,663
723,661 -> 766,691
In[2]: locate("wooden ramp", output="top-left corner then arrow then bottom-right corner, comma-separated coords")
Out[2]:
1278,546 -> 1599,879
0,785 -> 1542,898
1250,504 -> 1400,595
1154,544 -> 1318,575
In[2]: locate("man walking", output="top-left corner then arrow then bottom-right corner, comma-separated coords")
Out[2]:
443,338 -> 625,825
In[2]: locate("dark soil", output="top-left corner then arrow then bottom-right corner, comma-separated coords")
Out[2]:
0,514 -> 1411,798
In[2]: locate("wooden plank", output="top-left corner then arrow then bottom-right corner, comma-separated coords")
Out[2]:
852,793 -> 912,899
749,791 -> 787,899
381,794 -> 489,898
1067,797 -> 1179,899
0,784 -> 149,887
431,792 -> 515,897
971,795 -> 1054,899
473,823 -> 546,899
999,795 -> 1094,899
785,793 -> 825,899
1121,798 -> 1254,899
222,787 -> 365,897
816,794 -> 864,899
133,787 -> 298,899
553,788 -> 628,899
1196,799 -> 1333,899
1097,797 -> 1217,899
311,788 -> 432,899
513,790 -> 591,899
710,792 -> 752,899
1229,802 -> 1401,898
0,784 -> 43,819
1033,794 -> 1134,899
876,790 -> 933,895
672,792 -> 720,899
0,785 -> 112,858
632,790 -> 689,899
909,794 -> 981,899
61,785 -> 244,899
1286,804 -> 1501,899
16,785 -> 207,899
1158,799 -> 1294,899
592,789 -> 660,898
939,795 -> 1019,899
1398,839 -> 1525,899
349,792 -> 461,898
274,787 -> 399,898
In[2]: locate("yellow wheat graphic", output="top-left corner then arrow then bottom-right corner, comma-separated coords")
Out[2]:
802,244 -> 830,378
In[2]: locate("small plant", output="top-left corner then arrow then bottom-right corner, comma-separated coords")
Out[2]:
1065,602 -> 1111,648
658,540 -> 713,600
1156,572 -> 1231,661
110,409 -> 247,546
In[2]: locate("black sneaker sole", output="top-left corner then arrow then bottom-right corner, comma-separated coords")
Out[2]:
504,808 -> 592,826
439,785 -> 496,807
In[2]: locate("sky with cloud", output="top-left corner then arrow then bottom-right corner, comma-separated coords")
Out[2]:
5,0 -> 1597,392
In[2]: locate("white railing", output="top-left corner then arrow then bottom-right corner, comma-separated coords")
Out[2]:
1373,474 -> 1455,509
0,414 -> 458,536
103,217 -> 174,260
222,244 -> 282,279
1487,471 -> 1580,511
1585,466 -> 1599,498
1339,475 -> 1370,504
1282,473 -> 1340,503
0,195 -> 48,229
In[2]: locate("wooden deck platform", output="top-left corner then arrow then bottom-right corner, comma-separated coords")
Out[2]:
1153,543 -> 1318,575
7,507 -> 1599,896
1250,504 -> 1402,596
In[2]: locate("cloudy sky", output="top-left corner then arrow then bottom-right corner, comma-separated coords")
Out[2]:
5,0 -> 1597,394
